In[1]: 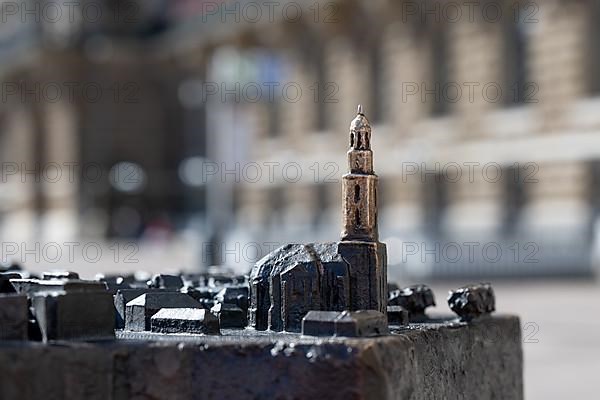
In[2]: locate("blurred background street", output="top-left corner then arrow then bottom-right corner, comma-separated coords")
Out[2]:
0,0 -> 599,397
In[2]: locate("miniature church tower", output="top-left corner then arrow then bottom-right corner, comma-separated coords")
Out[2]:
336,105 -> 387,315
341,105 -> 378,242
248,106 -> 387,332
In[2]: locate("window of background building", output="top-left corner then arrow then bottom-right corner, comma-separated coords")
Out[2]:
267,100 -> 281,138
377,178 -> 387,212
587,1 -> 600,95
313,184 -> 330,229
502,166 -> 528,235
314,45 -> 328,132
269,187 -> 285,227
262,52 -> 283,138
430,24 -> 451,117
423,173 -> 448,236
588,160 -> 600,221
232,186 -> 241,217
502,4 -> 529,106
370,43 -> 385,123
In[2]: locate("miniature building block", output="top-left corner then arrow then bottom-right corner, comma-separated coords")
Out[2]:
114,288 -> 167,329
198,298 -> 216,309
250,243 -> 347,332
208,274 -> 245,287
250,241 -> 386,332
301,311 -> 340,336
389,284 -> 436,321
386,306 -> 409,326
185,287 -> 217,301
181,271 -> 246,289
151,274 -> 184,290
215,286 -> 249,311
448,283 -> 496,321
41,271 -> 79,280
0,294 -> 28,340
0,262 -> 21,273
8,278 -> 115,341
302,310 -> 389,337
31,291 -> 115,341
151,308 -> 220,335
0,272 -> 20,293
210,303 -> 246,328
97,275 -> 132,294
333,310 -> 388,337
10,279 -> 108,297
125,292 -> 201,331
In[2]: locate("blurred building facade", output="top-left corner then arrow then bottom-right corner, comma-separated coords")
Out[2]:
2,0 -> 600,277
169,0 -> 600,277
0,0 -> 206,244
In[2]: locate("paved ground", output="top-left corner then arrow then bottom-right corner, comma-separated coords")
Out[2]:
429,279 -> 600,400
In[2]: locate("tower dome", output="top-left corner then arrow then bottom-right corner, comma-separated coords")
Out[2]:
349,105 -> 371,150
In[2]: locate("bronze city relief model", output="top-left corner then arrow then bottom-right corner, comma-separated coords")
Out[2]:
0,106 -> 519,400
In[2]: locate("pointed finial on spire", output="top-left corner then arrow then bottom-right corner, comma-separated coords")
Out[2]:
357,104 -> 364,115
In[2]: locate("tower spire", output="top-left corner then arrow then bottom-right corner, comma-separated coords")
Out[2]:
341,105 -> 379,242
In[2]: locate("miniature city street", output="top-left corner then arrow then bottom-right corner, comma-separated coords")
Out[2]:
0,108 -> 522,399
